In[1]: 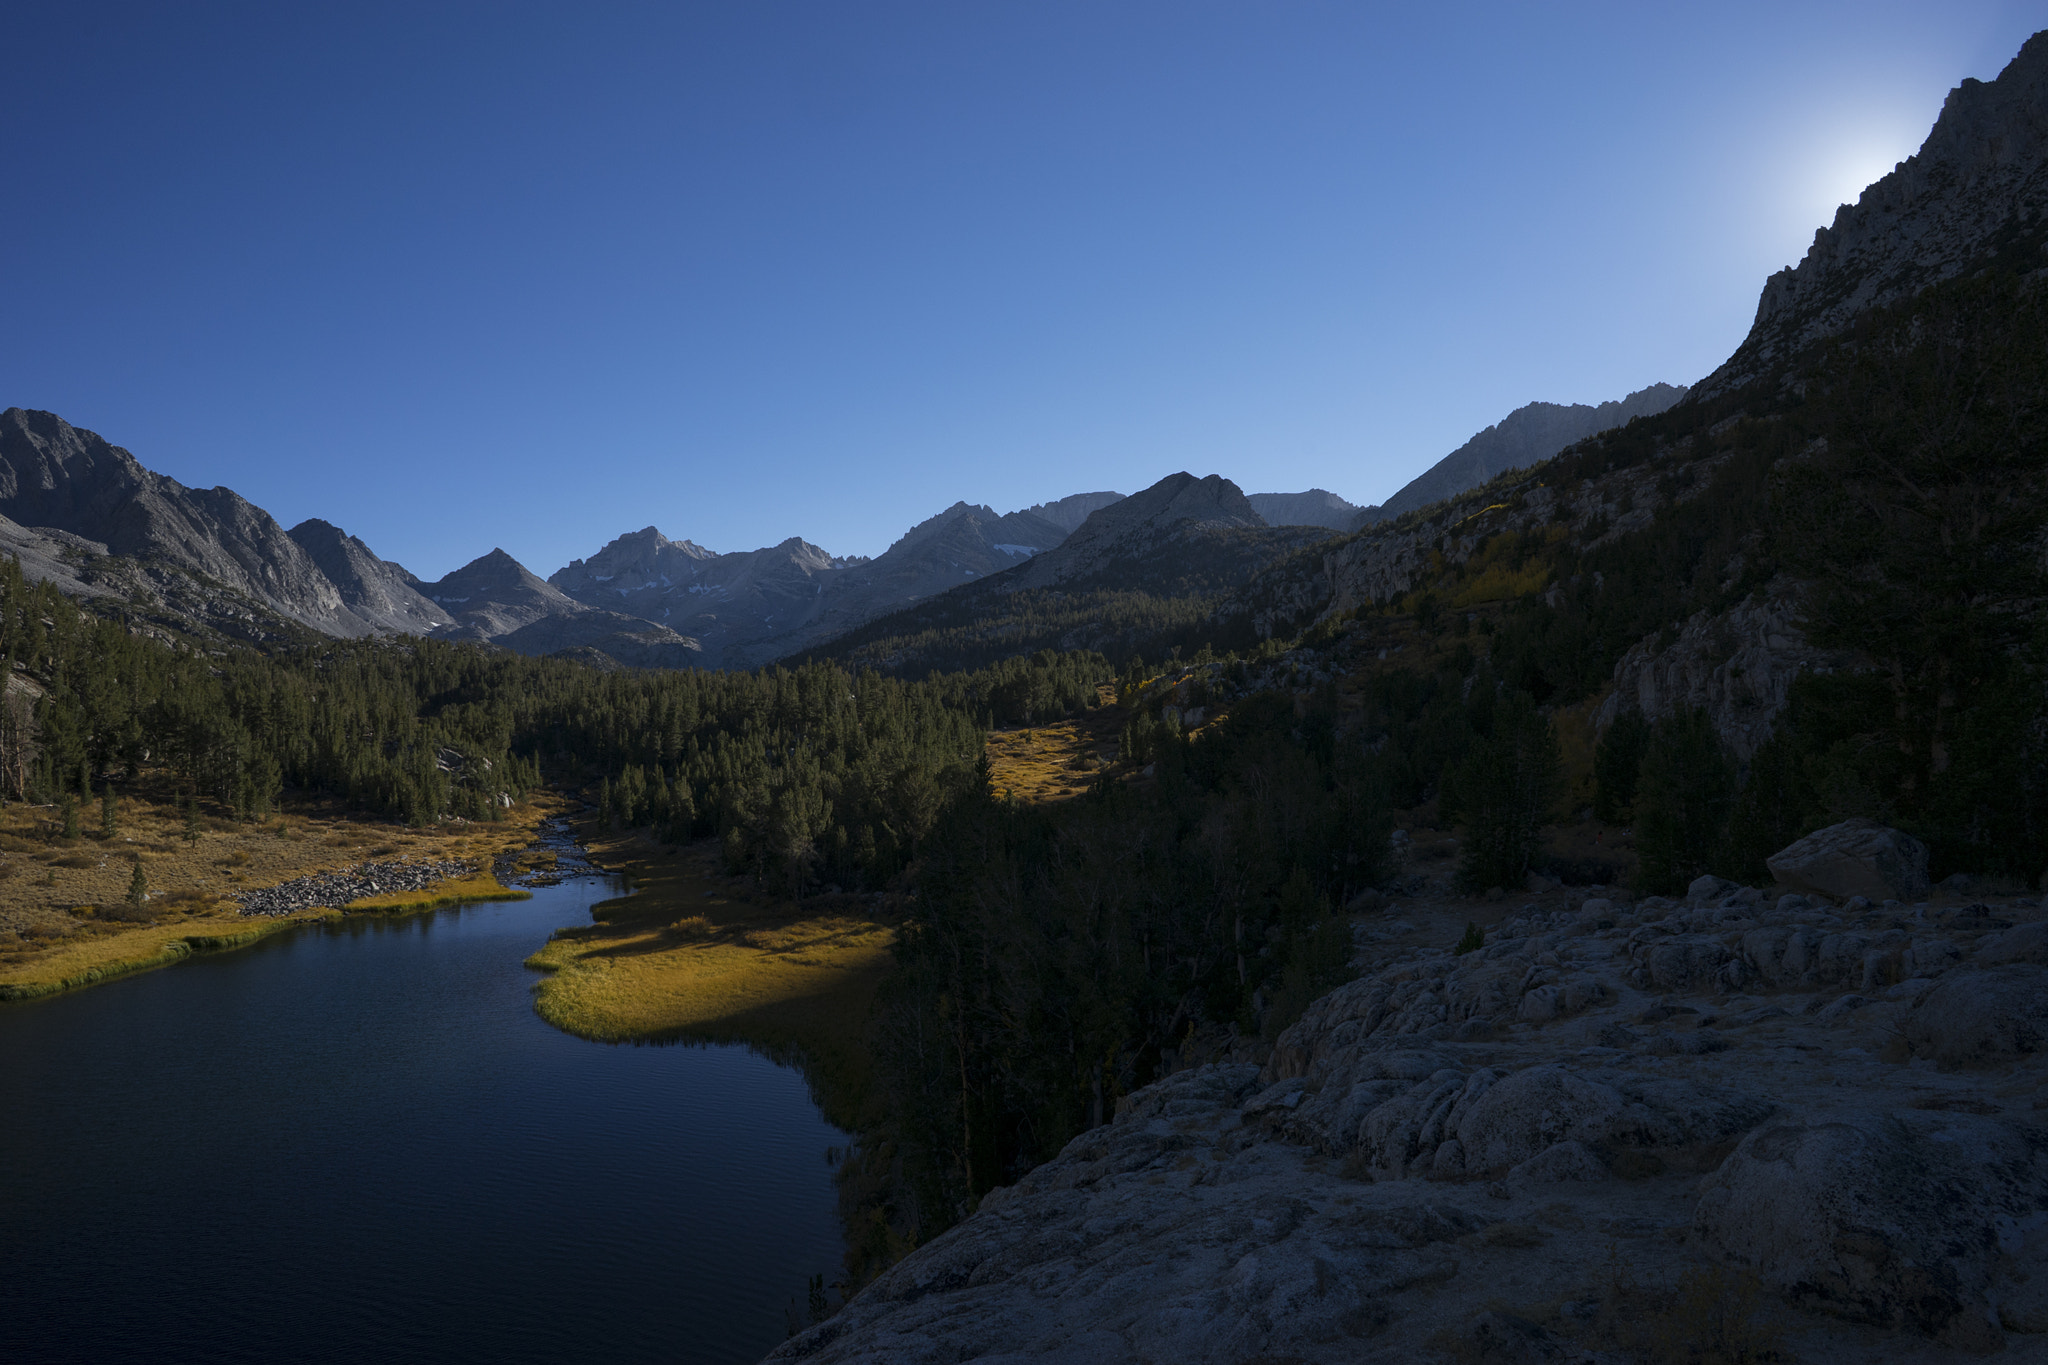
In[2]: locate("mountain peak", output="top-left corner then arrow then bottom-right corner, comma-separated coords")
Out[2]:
1702,28 -> 2048,393
287,517 -> 451,634
1366,384 -> 1688,526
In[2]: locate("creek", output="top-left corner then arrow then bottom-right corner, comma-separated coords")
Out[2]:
0,826 -> 847,1364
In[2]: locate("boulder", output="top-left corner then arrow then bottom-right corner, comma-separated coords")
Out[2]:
1687,874 -> 1738,903
1900,964 -> 2048,1067
1766,819 -> 1930,903
1695,1109 -> 2047,1348
1977,920 -> 2048,966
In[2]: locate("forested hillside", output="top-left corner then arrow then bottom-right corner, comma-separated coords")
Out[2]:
828,267 -> 2048,1264
0,559 -> 1109,894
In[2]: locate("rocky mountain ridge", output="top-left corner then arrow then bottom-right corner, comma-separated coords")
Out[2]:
1246,489 -> 1366,531
0,397 -> 1690,670
545,500 -> 1078,669
0,408 -> 391,639
1703,29 -> 2048,395
1361,384 -> 1689,529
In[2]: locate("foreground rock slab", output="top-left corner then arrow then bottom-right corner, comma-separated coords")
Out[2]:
776,887 -> 2048,1363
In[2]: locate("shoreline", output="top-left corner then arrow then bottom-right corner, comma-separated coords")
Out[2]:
0,794 -> 562,1004
523,817 -> 897,1132
0,911 -> 339,1002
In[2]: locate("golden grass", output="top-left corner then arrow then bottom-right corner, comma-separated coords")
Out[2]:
0,905 -> 338,1001
983,686 -> 1130,805
0,781 -> 562,1001
525,823 -> 898,1128
347,871 -> 531,912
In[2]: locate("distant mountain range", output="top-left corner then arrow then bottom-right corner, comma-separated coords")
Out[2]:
17,36 -> 2038,676
0,374 -> 1689,669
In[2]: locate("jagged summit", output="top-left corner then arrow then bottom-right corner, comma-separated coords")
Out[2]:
287,518 -> 453,635
549,526 -> 717,600
1703,28 -> 2048,393
887,501 -> 1068,558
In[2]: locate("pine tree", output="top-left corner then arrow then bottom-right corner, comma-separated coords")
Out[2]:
1447,691 -> 1562,892
101,782 -> 118,839
1592,709 -> 1649,824
1632,710 -> 1737,895
127,859 -> 148,908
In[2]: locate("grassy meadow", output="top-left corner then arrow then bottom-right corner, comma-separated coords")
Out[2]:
525,821 -> 902,1126
0,783 -> 556,1001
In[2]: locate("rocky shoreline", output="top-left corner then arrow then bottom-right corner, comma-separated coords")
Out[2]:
774,844 -> 2048,1362
234,859 -> 476,917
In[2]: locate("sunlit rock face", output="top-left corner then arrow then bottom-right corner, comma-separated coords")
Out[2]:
0,407 -> 377,637
1702,31 -> 2048,395
287,518 -> 454,636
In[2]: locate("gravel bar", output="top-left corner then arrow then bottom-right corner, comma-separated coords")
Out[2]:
235,859 -> 477,917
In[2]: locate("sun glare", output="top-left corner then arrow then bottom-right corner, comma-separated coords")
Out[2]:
1748,103 -> 1933,267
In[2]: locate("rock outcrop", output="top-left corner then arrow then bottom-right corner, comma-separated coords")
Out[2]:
0,513 -> 120,602
1595,576 -> 1848,762
1697,1108 -> 2044,1347
780,881 -> 2048,1361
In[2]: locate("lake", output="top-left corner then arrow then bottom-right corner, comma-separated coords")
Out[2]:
0,828 -> 848,1364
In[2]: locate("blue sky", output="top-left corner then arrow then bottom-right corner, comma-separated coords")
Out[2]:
4,2 -> 2039,578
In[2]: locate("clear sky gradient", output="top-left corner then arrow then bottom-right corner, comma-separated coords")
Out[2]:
4,2 -> 2039,579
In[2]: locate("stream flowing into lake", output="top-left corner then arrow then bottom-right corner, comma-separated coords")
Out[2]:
0,828 -> 848,1365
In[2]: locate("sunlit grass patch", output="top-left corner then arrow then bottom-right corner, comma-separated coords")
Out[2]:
526,825 -> 898,1129
346,871 -> 531,912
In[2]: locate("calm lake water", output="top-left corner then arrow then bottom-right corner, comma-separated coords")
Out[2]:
0,833 -> 848,1365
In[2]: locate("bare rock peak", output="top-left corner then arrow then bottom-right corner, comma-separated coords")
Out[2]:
1704,28 -> 2048,391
